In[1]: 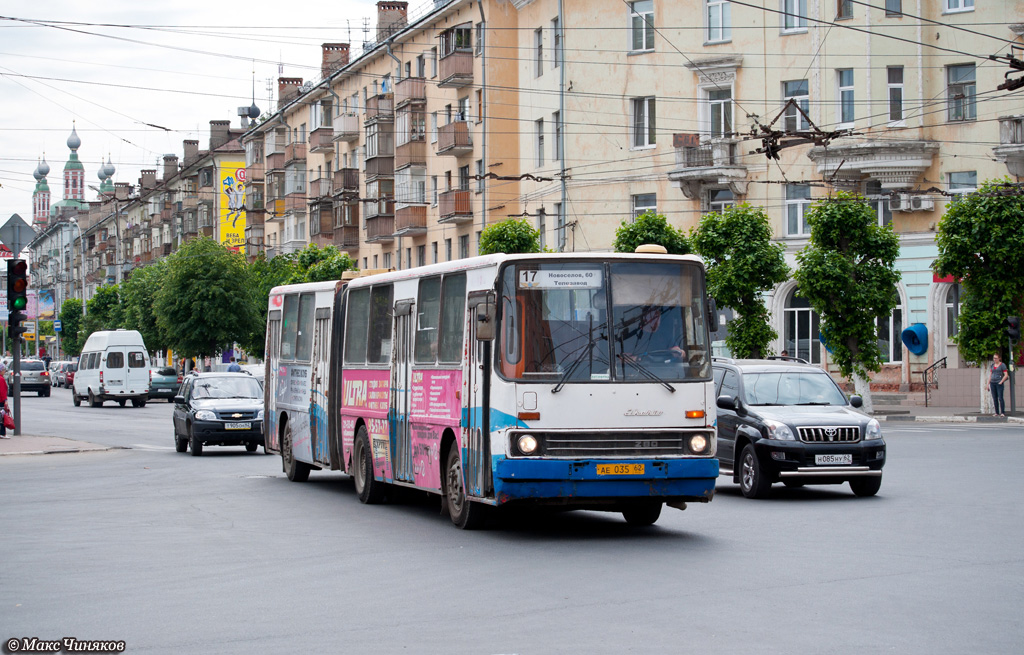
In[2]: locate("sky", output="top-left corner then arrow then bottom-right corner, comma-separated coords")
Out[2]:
0,0 -> 383,227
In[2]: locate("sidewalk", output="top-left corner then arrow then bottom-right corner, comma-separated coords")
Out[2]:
0,434 -> 120,456
869,391 -> 1024,423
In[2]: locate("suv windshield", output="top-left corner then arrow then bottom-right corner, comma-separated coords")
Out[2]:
743,371 -> 848,406
192,376 -> 262,400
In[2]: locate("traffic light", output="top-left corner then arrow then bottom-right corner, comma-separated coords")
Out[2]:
7,258 -> 28,336
1008,316 -> 1022,345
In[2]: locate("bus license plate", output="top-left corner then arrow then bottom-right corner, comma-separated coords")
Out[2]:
815,454 -> 852,465
225,422 -> 251,430
596,463 -> 644,476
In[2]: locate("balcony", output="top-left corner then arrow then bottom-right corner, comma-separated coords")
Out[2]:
363,196 -> 395,220
365,215 -> 395,243
667,136 -> 749,199
806,139 -> 939,191
994,115 -> 1024,178
162,243 -> 172,256
437,121 -> 473,156
334,225 -> 360,251
333,113 -> 360,142
332,168 -> 360,197
267,151 -> 285,172
267,198 -> 285,218
285,192 -> 306,214
439,50 -> 473,88
285,141 -> 306,164
96,241 -> 108,252
395,76 -> 426,108
309,177 -> 332,200
309,126 -> 334,154
365,94 -> 394,124
160,207 -> 174,223
396,139 -> 427,170
365,156 -> 394,181
395,205 -> 427,236
183,194 -> 199,210
438,189 -> 473,224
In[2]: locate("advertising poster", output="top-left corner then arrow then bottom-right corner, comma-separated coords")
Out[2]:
218,160 -> 247,251
37,289 -> 55,321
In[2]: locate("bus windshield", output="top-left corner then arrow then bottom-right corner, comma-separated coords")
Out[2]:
499,260 -> 711,382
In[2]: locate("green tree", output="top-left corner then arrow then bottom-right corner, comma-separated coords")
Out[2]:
288,243 -> 357,283
239,253 -> 300,360
612,211 -> 689,255
934,178 -> 1024,370
793,192 -> 901,413
155,237 -> 258,366
58,298 -> 85,357
691,204 -> 789,358
121,260 -> 170,356
82,284 -> 124,337
479,218 -> 543,255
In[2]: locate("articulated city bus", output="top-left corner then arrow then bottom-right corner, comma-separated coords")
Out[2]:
264,252 -> 719,528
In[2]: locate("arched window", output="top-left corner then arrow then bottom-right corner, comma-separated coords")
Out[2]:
945,283 -> 962,339
784,288 -> 821,364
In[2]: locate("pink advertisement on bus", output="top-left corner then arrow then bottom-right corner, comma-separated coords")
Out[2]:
341,369 -> 391,477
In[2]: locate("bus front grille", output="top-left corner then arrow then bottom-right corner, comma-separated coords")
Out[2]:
518,431 -> 698,458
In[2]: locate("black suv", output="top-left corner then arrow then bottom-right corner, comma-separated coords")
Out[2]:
713,358 -> 885,498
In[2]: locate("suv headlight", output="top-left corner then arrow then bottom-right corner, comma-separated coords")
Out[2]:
195,410 -> 216,421
865,418 -> 883,440
764,419 -> 795,441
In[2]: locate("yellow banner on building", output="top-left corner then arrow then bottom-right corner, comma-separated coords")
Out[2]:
218,161 -> 247,251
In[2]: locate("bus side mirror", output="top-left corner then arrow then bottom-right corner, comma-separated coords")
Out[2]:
707,297 -> 719,332
476,296 -> 497,341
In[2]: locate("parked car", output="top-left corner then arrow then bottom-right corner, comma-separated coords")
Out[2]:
58,362 -> 78,389
6,359 -> 52,397
49,360 -> 67,386
239,364 -> 265,386
149,366 -> 181,402
713,357 -> 885,498
172,372 -> 265,456
73,330 -> 150,407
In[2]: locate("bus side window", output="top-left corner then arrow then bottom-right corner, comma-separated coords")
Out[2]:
344,288 -> 371,364
439,273 -> 466,363
367,285 -> 394,364
295,294 -> 316,362
282,294 -> 300,360
415,277 -> 441,364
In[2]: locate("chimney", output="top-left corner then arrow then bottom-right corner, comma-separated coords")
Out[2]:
376,1 -> 408,42
209,120 -> 231,150
183,139 -> 199,164
322,43 -> 350,79
162,154 -> 179,182
140,169 -> 157,190
114,182 -> 130,201
277,77 -> 303,109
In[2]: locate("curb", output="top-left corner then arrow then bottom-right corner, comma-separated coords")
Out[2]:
0,435 -> 123,457
875,415 -> 1024,424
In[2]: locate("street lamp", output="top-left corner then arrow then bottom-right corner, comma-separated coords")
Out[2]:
69,217 -> 87,317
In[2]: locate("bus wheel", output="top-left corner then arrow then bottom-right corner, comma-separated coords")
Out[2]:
444,446 -> 487,530
281,422 -> 310,482
622,502 -> 663,526
353,427 -> 384,503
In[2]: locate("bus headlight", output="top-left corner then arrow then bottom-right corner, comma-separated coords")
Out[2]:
865,419 -> 883,440
689,434 -> 709,454
517,434 -> 538,455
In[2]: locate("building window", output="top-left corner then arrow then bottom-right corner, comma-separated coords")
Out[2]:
706,0 -> 731,42
459,234 -> 470,259
878,308 -> 903,364
535,28 -> 544,78
476,89 -> 483,123
837,0 -> 853,18
632,97 -> 656,148
552,18 -> 561,68
538,208 -> 547,251
552,111 -> 563,161
475,159 -> 485,193
417,245 -> 426,267
630,0 -> 655,52
458,165 -> 470,191
431,47 -> 438,78
786,184 -> 812,236
430,112 -> 438,143
536,118 -> 545,167
475,22 -> 484,55
947,64 -> 976,122
945,283 -> 962,338
431,176 -> 438,205
885,0 -> 902,15
708,88 -> 732,137
888,66 -> 904,124
866,180 -> 893,228
948,171 -> 977,198
837,69 -> 854,126
782,0 -> 808,31
554,202 -> 565,251
784,289 -> 821,364
783,80 -> 810,131
445,238 -> 453,261
632,193 -> 657,219
458,96 -> 470,122
707,188 -> 735,214
945,0 -> 974,12
383,252 -> 392,269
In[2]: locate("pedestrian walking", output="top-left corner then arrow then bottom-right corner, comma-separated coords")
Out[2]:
990,353 -> 1009,417
0,362 -> 10,438
227,357 -> 242,372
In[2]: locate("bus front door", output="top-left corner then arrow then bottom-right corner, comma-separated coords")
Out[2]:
463,301 -> 492,498
390,301 -> 415,483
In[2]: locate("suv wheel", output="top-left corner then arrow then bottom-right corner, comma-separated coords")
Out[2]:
739,444 -> 772,499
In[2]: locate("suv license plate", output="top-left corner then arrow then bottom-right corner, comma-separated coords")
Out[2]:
225,422 -> 251,430
596,463 -> 644,475
815,454 -> 852,465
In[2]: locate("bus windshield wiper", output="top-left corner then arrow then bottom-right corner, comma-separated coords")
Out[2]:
552,315 -> 608,393
617,356 -> 675,393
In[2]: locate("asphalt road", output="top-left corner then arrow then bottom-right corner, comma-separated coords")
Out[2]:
2,386 -> 1023,654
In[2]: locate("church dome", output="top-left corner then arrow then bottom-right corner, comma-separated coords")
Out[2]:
67,124 -> 81,150
103,157 -> 116,179
248,103 -> 261,119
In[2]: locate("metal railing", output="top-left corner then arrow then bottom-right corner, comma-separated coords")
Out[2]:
922,357 -> 947,407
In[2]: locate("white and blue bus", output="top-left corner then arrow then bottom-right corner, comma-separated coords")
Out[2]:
264,251 -> 719,528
